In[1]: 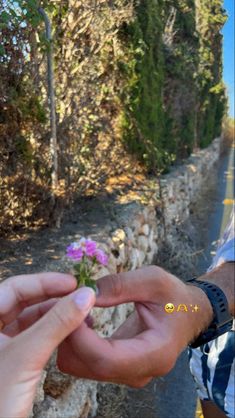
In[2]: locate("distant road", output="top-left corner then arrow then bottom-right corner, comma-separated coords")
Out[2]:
197,145 -> 234,276
220,145 -> 234,235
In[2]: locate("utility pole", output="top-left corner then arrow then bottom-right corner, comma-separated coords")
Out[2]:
38,7 -> 58,192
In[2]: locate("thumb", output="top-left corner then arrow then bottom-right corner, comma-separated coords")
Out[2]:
16,287 -> 95,367
96,266 -> 168,307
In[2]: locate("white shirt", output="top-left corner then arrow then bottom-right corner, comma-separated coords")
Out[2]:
209,206 -> 235,270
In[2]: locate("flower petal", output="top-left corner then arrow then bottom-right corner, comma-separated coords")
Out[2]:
85,239 -> 97,257
95,249 -> 108,265
66,244 -> 83,261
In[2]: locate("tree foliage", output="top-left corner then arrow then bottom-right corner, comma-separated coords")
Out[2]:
0,0 -> 228,233
118,0 -> 226,171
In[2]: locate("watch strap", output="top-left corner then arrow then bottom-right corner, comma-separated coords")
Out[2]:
187,278 -> 233,348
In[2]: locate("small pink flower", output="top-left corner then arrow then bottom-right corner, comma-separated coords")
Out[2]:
66,243 -> 83,261
95,249 -> 108,265
78,238 -> 86,251
85,239 -> 97,257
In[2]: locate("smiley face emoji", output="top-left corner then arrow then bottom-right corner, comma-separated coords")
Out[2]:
164,303 -> 175,314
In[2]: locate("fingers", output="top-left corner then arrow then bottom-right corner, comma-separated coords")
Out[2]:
57,338 -> 151,387
111,311 -> 145,339
0,333 -> 10,348
57,300 -> 178,386
2,299 -> 57,337
96,266 -> 171,307
68,322 -> 167,376
57,324 -> 174,385
0,273 -> 77,325
14,287 -> 96,369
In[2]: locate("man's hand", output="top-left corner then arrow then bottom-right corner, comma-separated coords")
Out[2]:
57,266 -> 213,387
0,273 -> 95,418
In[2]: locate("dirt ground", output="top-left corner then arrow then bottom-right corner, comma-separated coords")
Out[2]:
0,195 -> 137,280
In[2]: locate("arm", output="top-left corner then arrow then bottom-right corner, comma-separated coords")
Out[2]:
57,263 -> 233,387
202,209 -> 235,317
196,262 -> 234,316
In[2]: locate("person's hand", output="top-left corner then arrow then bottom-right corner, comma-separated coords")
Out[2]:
57,266 -> 213,387
0,273 -> 95,418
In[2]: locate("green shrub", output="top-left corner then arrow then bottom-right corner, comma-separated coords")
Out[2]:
119,0 -> 226,172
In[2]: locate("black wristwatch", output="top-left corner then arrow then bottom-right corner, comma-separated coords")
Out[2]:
187,278 -> 233,348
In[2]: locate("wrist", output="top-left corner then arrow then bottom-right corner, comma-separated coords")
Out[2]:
185,284 -> 214,345
199,263 -> 235,316
186,274 -> 233,348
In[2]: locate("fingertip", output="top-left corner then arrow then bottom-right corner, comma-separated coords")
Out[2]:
45,272 -> 77,289
95,273 -> 129,306
64,273 -> 78,287
73,287 -> 96,310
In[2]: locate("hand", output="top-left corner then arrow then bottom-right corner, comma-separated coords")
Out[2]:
57,266 -> 213,387
0,273 -> 95,418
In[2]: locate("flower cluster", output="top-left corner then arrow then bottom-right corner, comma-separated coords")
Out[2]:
66,238 -> 108,289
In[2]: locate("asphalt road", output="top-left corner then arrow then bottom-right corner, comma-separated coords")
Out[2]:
197,145 -> 234,275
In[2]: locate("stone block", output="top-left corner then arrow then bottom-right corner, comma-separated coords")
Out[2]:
112,228 -> 126,243
107,253 -> 118,273
33,380 -> 97,418
138,249 -> 146,266
148,228 -> 155,246
132,219 -> 142,234
137,235 -> 149,252
129,248 -> 139,270
111,304 -> 130,329
93,266 -> 110,281
140,223 -> 150,236
124,226 -> 135,244
146,250 -> 155,264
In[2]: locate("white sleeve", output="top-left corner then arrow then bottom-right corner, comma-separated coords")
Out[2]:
209,207 -> 235,270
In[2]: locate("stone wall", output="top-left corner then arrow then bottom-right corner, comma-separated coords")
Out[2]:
32,137 -> 221,418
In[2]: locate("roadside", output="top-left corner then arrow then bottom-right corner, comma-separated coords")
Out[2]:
192,144 -> 234,275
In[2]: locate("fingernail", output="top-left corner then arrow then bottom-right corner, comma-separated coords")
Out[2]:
73,287 -> 95,310
85,314 -> 94,328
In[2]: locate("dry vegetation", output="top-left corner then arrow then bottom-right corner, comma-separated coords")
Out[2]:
0,0 -> 227,235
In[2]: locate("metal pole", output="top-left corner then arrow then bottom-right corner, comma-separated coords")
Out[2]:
38,7 -> 58,190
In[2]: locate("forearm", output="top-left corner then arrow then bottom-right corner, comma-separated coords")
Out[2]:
198,262 -> 234,316
186,262 -> 234,346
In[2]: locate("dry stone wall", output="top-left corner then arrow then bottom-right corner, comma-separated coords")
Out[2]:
32,137 -> 221,418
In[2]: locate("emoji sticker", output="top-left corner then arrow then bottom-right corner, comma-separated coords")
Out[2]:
164,303 -> 175,314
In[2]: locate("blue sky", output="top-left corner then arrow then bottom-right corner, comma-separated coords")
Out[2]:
223,0 -> 234,118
